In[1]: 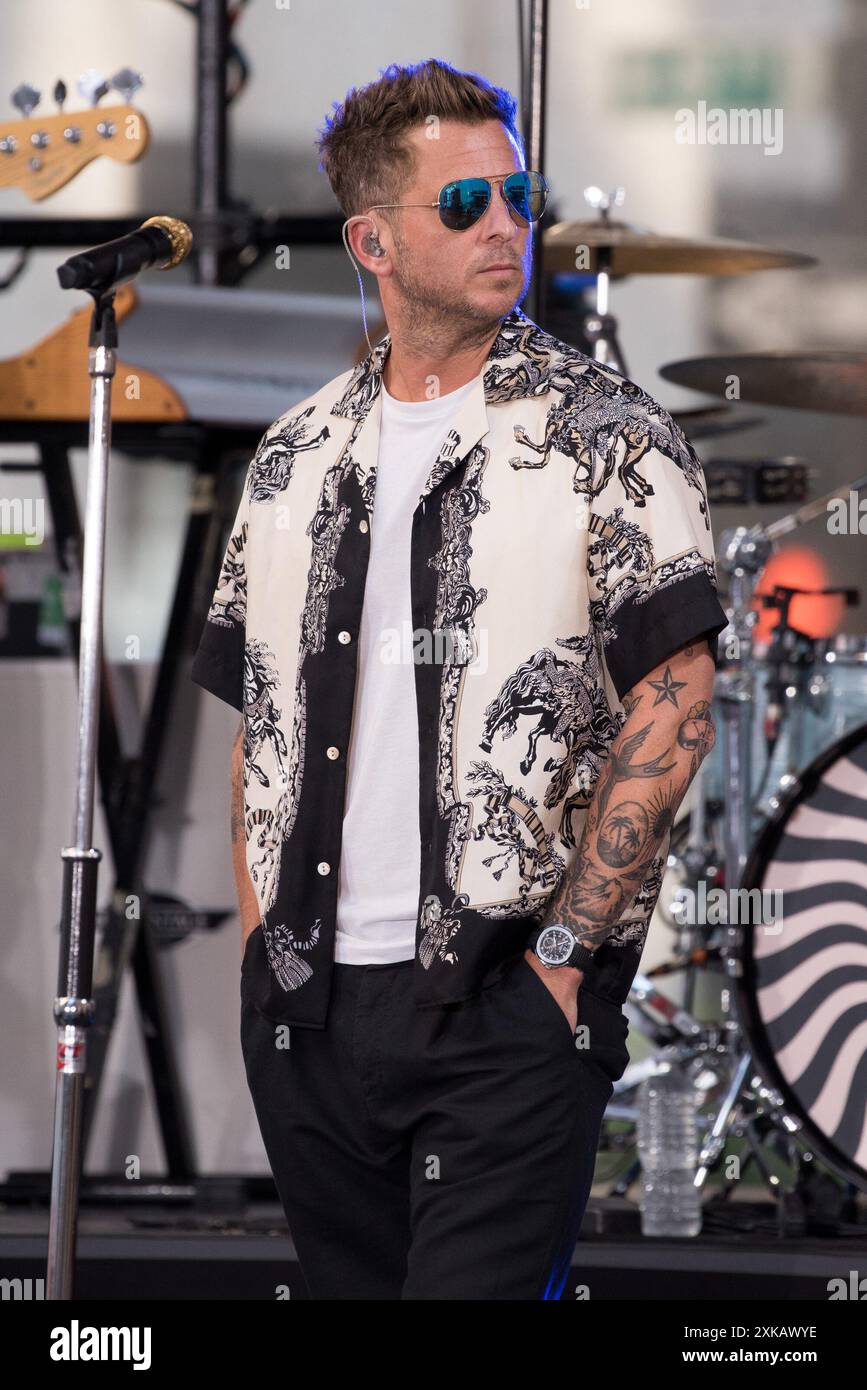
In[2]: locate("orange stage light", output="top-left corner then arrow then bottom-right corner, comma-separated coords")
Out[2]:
752,546 -> 846,642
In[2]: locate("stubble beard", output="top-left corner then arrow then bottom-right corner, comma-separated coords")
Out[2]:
388,230 -> 530,353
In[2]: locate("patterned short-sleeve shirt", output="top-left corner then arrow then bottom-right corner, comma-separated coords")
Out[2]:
192,305 -> 729,1026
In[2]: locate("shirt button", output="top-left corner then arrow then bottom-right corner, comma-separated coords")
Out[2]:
338,630 -> 352,644
326,746 -> 340,760
358,519 -> 369,533
317,861 -> 331,875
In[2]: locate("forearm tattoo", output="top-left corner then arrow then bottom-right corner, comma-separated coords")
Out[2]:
542,642 -> 716,949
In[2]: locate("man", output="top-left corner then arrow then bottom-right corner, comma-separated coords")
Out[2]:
192,58 -> 728,1300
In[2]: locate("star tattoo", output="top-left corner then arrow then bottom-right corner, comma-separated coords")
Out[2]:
647,665 -> 688,708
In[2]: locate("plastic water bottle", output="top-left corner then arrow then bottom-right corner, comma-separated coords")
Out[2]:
636,1054 -> 702,1236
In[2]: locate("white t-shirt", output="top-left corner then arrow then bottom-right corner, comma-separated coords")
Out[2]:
334,373 -> 480,963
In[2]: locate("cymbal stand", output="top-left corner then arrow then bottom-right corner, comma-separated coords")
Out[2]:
579,185 -> 628,374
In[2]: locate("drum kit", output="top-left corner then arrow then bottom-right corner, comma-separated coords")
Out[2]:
543,191 -> 867,1211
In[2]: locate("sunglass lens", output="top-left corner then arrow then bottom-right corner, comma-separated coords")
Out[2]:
439,178 -> 491,230
504,171 -> 548,223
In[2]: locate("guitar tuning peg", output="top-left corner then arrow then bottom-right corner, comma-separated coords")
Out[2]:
110,67 -> 143,104
54,79 -> 67,110
11,83 -> 41,118
76,69 -> 110,107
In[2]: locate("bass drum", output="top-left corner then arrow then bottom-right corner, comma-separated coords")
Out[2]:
738,721 -> 867,1190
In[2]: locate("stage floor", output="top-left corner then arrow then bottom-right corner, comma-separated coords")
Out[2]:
3,1187 -> 865,1300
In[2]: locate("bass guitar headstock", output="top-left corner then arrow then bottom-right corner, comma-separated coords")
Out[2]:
0,68 -> 149,201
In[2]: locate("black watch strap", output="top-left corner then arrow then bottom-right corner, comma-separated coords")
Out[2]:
566,941 -> 595,971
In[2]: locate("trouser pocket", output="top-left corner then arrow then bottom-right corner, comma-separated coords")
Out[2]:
512,952 -> 580,1053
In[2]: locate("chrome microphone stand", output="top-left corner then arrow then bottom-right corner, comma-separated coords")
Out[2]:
46,289 -> 117,1299
46,215 -> 192,1298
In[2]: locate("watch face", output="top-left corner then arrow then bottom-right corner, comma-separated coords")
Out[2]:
536,924 -> 575,966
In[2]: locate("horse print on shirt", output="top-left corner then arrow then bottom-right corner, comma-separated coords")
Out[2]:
479,632 -> 622,850
242,639 -> 288,788
249,406 -> 331,503
503,350 -> 711,520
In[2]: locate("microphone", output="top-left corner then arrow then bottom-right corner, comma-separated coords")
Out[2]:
57,215 -> 193,292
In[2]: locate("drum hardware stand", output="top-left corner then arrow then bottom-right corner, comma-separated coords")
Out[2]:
577,185 -> 628,373
751,584 -> 859,817
691,971 -> 806,1198
752,588 -> 817,816
605,1024 -> 812,1218
670,758 -> 720,1017
714,524 -> 768,897
608,994 -> 829,1225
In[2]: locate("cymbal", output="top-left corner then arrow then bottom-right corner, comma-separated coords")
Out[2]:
660,351 -> 867,417
543,219 -> 815,276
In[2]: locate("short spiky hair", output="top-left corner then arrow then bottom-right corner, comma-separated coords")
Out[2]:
316,58 -> 524,219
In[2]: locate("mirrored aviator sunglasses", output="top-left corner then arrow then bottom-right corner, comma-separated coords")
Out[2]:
438,171 -> 549,231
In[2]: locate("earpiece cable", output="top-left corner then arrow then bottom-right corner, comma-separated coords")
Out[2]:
341,215 -> 376,356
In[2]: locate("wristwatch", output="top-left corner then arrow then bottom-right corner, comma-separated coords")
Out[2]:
529,922 -> 595,972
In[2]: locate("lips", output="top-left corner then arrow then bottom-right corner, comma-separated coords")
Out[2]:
480,264 -> 519,273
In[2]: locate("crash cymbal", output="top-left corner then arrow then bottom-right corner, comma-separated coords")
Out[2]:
660,351 -> 867,417
543,219 -> 815,276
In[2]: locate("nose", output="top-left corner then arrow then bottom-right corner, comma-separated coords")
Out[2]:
482,178 -> 522,238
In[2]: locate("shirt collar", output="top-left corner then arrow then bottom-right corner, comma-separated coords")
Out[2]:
329,303 -> 541,508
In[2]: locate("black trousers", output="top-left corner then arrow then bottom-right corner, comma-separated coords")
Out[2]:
240,948 -> 630,1300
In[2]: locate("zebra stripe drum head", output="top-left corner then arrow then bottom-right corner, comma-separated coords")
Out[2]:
740,722 -> 867,1190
